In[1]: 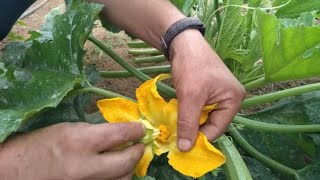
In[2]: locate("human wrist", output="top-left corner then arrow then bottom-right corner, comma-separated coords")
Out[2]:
169,29 -> 206,61
147,14 -> 185,49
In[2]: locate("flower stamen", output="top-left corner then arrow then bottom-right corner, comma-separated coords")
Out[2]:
157,124 -> 171,143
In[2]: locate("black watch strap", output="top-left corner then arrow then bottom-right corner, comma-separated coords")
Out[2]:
159,17 -> 206,61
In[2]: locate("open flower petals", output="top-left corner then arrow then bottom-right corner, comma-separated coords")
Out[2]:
97,98 -> 140,123
199,104 -> 217,125
136,74 -> 170,126
134,145 -> 154,177
153,99 -> 178,156
167,132 -> 226,178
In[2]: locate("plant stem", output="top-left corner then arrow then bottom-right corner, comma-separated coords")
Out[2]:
228,126 -> 299,179
127,40 -> 150,48
133,55 -> 166,64
19,0 -> 49,19
233,115 -> 320,133
128,48 -> 161,56
244,77 -> 266,91
100,65 -> 171,78
89,36 -> 176,98
76,86 -> 135,101
214,0 -> 221,32
242,83 -> 320,109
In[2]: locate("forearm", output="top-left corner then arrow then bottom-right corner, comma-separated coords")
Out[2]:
0,0 -> 36,40
88,0 -> 185,49
0,143 -> 17,179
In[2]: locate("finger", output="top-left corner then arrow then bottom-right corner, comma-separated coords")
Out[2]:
93,144 -> 145,179
115,173 -> 133,180
87,122 -> 145,152
200,102 -> 239,141
177,90 -> 205,152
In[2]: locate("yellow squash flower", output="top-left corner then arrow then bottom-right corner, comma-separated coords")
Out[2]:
97,74 -> 226,178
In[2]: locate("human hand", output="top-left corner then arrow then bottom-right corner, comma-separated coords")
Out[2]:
170,29 -> 246,152
0,122 -> 145,180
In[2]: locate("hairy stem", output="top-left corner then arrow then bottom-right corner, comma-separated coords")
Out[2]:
76,86 -> 135,101
128,48 -> 161,55
242,83 -> 320,109
100,65 -> 171,78
214,0 -> 221,32
229,126 -> 300,179
127,40 -> 150,48
134,55 -> 166,64
243,77 -> 266,91
233,116 -> 320,133
89,36 -> 176,98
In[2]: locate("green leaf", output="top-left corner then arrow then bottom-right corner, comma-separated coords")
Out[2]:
18,95 -> 87,133
273,0 -> 320,18
242,156 -> 282,180
215,0 -> 247,63
298,162 -> 320,180
258,11 -> 320,82
132,175 -> 156,180
171,0 -> 186,10
216,135 -> 253,180
171,0 -> 195,14
239,91 -> 320,171
0,0 -> 103,142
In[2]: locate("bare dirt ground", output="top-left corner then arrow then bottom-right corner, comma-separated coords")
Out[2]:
1,0 -> 319,115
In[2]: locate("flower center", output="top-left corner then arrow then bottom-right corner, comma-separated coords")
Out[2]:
156,125 -> 171,143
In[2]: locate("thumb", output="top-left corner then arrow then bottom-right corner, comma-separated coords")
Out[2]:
177,93 -> 204,152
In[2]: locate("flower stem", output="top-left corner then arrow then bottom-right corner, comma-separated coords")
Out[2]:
243,77 -> 266,91
76,86 -> 135,102
214,0 -> 221,31
133,55 -> 166,64
89,36 -> 176,98
228,125 -> 300,179
99,65 -> 171,78
233,115 -> 320,133
128,48 -> 161,56
242,83 -> 320,109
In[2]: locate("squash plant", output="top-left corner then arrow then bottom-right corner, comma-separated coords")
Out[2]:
1,0 -> 320,179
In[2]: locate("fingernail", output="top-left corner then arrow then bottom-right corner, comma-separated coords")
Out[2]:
178,138 -> 192,152
141,124 -> 146,134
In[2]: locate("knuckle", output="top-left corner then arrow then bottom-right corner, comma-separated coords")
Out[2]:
178,118 -> 196,134
115,123 -> 130,140
58,126 -> 90,151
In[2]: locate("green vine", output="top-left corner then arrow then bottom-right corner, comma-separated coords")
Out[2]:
233,116 -> 320,133
100,65 -> 171,78
88,36 -> 176,98
228,125 -> 300,179
242,83 -> 320,109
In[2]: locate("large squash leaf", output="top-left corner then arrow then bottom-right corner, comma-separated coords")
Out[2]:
238,92 -> 320,172
242,156 -> 281,180
215,0 -> 247,63
0,0 -> 103,142
298,162 -> 320,180
258,11 -> 320,82
273,0 -> 320,18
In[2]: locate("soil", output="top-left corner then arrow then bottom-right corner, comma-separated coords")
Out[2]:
1,0 -> 319,115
